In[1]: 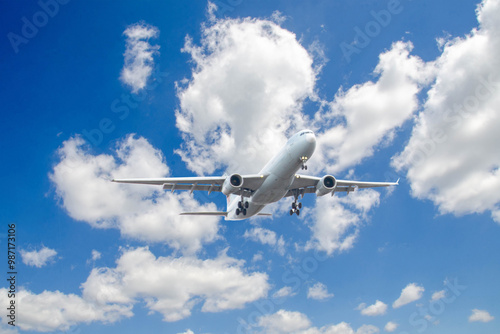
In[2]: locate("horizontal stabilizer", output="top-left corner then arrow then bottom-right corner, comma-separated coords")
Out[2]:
180,212 -> 228,216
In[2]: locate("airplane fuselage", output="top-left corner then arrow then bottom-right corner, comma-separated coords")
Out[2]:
226,130 -> 316,220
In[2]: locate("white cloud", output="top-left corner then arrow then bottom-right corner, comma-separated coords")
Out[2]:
244,227 -> 286,255
50,135 -> 220,255
357,300 -> 388,316
120,22 -> 160,93
393,283 -> 424,308
307,282 -> 334,300
392,0 -> 500,223
469,309 -> 494,323
431,290 -> 446,301
313,41 -> 434,175
305,189 -> 380,255
91,250 -> 101,261
257,309 -> 379,334
175,16 -> 315,175
81,247 -> 269,322
273,286 -> 296,299
0,288 -> 132,332
384,321 -> 398,332
177,330 -> 194,334
19,246 -> 57,268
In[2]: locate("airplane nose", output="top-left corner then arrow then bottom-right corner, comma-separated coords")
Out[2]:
306,133 -> 316,144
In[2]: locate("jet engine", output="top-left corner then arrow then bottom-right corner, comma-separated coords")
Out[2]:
222,173 -> 244,196
315,175 -> 337,196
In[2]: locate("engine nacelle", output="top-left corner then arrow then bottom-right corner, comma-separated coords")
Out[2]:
222,173 -> 244,196
315,175 -> 337,196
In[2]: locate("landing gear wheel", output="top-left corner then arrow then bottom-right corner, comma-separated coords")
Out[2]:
290,209 -> 294,216
292,202 -> 296,209
245,201 -> 249,209
296,209 -> 300,216
298,202 -> 302,209
242,208 -> 247,216
238,201 -> 243,209
236,208 -> 241,215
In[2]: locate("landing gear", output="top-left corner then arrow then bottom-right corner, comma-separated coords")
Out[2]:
300,156 -> 308,170
290,197 -> 302,216
236,200 -> 249,216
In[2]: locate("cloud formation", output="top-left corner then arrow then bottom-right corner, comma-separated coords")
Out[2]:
176,16 -> 315,175
357,300 -> 388,316
50,135 -> 220,254
19,246 -> 57,268
469,309 -> 494,323
392,0 -> 500,223
307,282 -> 334,300
257,309 -> 379,334
120,22 -> 160,93
392,283 -> 424,308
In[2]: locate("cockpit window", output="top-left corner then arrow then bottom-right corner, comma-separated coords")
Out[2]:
299,131 -> 313,136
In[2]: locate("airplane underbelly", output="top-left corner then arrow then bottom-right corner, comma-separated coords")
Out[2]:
252,173 -> 293,205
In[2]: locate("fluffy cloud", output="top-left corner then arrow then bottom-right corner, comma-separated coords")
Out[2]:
313,41 -> 434,175
0,288 -> 132,332
81,247 -> 269,322
244,227 -> 285,255
257,309 -> 379,334
384,322 -> 398,332
392,0 -> 500,223
50,135 -> 220,254
469,309 -> 494,323
0,247 -> 269,331
392,283 -> 424,308
357,300 -> 388,316
19,246 -> 57,268
175,16 -> 315,175
273,286 -> 296,299
120,22 -> 160,93
305,189 -> 380,255
307,282 -> 334,300
431,290 -> 446,301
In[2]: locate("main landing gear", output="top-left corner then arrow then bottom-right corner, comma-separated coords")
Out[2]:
300,156 -> 308,170
289,199 -> 302,216
236,200 -> 249,216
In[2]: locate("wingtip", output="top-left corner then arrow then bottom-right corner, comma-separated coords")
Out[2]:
396,178 -> 400,185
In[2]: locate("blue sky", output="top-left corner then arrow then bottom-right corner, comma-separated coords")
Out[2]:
1,0 -> 499,333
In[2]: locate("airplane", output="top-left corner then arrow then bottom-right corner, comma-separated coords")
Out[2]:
112,130 -> 398,220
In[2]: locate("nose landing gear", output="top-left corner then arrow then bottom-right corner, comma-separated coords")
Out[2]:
300,156 -> 308,170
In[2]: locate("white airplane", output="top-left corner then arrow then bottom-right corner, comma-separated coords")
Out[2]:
112,130 -> 398,220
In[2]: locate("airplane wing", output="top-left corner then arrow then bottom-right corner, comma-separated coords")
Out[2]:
112,174 -> 268,196
284,174 -> 399,197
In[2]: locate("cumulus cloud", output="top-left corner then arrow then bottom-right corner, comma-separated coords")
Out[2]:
175,16 -> 315,175
244,227 -> 285,255
431,290 -> 446,301
393,283 -> 424,308
273,286 -> 296,299
81,247 -> 269,322
0,247 -> 269,331
313,41 -> 435,175
0,288 -> 132,332
20,246 -> 57,268
357,300 -> 388,316
257,309 -> 379,334
307,282 -> 334,300
469,309 -> 494,323
392,0 -> 500,223
384,321 -> 398,332
305,189 -> 380,255
120,22 -> 160,93
49,135 -> 220,254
